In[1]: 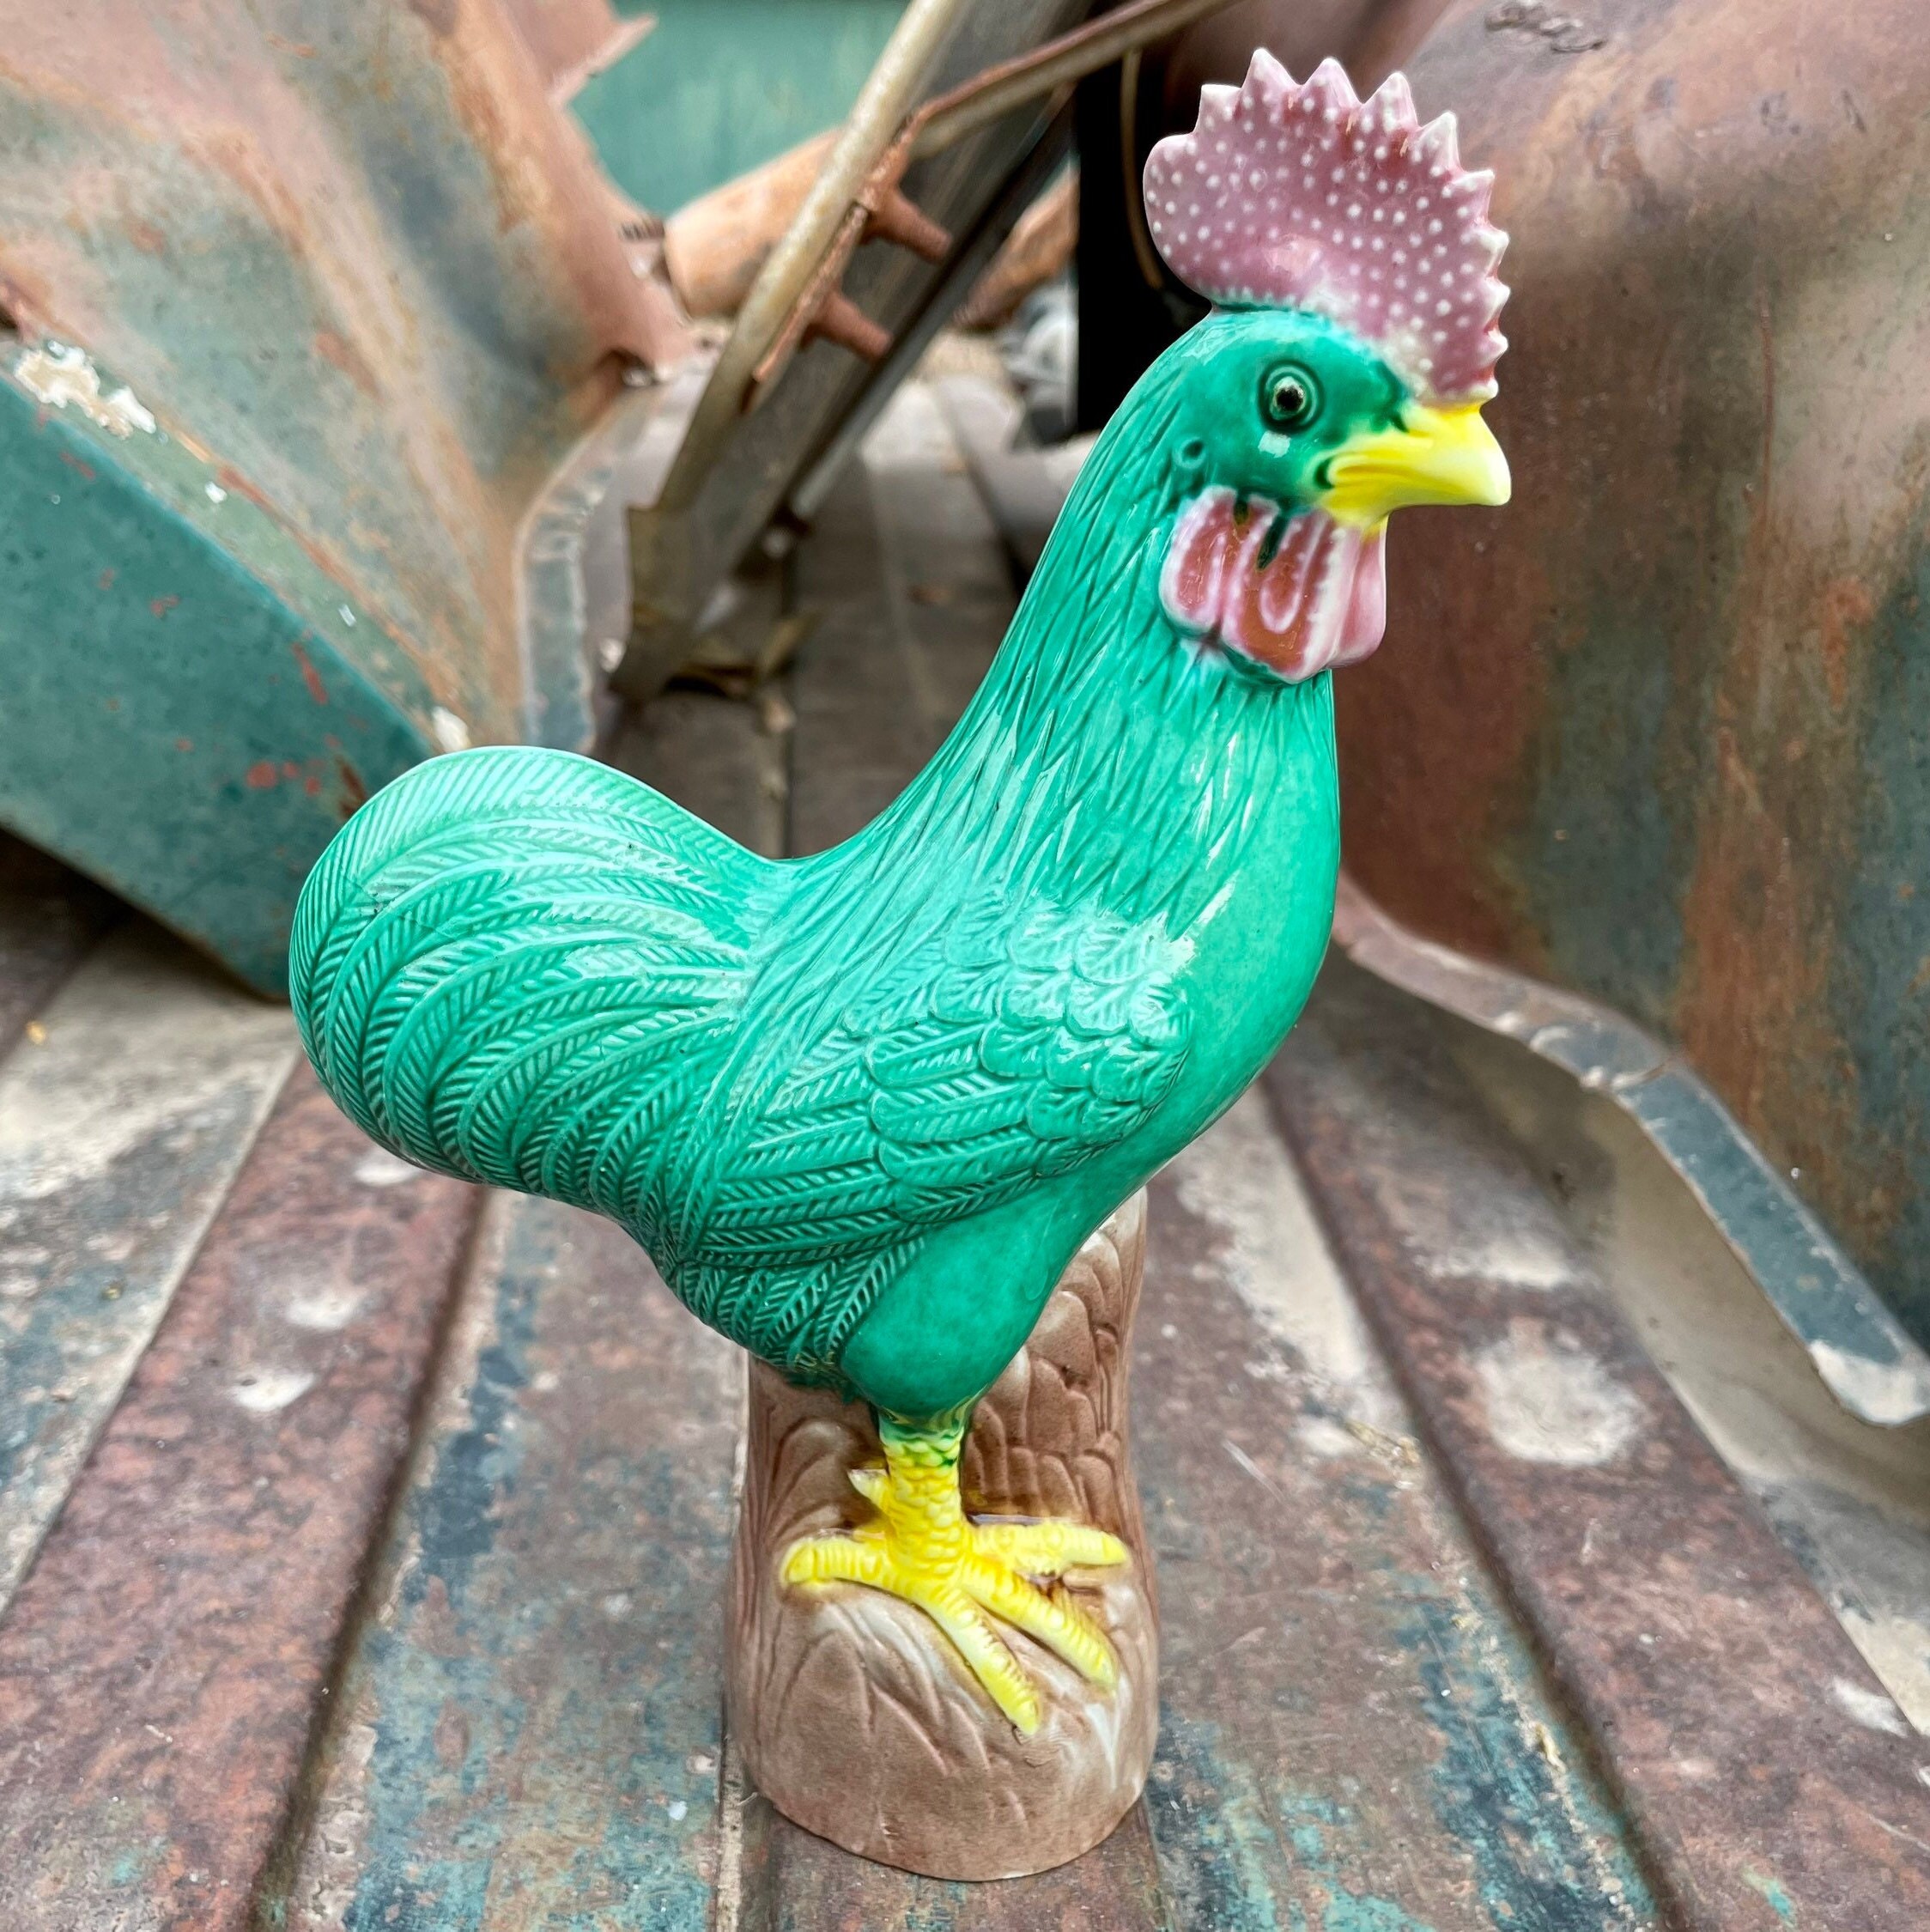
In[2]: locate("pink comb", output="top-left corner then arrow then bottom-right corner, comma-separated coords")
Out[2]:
1144,53 -> 1508,404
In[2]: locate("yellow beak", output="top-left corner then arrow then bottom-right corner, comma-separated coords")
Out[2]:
1318,401 -> 1511,527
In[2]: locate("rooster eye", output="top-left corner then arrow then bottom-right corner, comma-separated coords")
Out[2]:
1261,365 -> 1319,431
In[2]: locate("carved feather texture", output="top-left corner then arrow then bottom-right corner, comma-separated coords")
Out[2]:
291,746 -> 1197,1386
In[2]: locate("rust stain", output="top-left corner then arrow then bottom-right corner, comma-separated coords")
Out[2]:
1817,578 -> 1874,710
149,593 -> 179,617
291,639 -> 329,706
312,329 -> 379,399
58,447 -> 94,481
244,760 -> 278,790
96,567 -> 114,590
333,756 -> 368,817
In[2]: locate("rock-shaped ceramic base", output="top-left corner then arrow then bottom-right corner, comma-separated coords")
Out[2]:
726,1193 -> 1157,1880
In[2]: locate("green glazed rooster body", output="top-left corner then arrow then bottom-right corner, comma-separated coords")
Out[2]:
293,54 -> 1509,1735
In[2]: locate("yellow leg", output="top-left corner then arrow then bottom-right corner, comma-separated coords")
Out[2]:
780,1415 -> 1128,1733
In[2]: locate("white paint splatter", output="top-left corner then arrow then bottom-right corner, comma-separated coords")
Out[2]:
1830,1674 -> 1912,1738
204,481 -> 227,504
15,342 -> 158,437
230,1368 -> 317,1413
1472,1327 -> 1644,1466
284,1285 -> 365,1332
431,707 -> 471,753
353,1148 -> 420,1188
1421,1227 -> 1577,1291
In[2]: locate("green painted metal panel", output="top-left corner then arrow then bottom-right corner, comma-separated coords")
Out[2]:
572,1 -> 907,215
0,357 -> 433,995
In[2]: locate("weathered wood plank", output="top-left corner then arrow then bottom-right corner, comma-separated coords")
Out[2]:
0,1066 -> 478,1931
1265,959 -> 1930,1931
1136,1092 -> 1660,1932
0,923 -> 297,1610
277,1196 -> 743,1931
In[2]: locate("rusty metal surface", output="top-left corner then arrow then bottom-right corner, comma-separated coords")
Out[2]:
0,0 -> 681,749
623,0 -> 1089,693
1340,0 -> 1930,1347
1266,955 -> 1930,1930
0,927 -> 298,1611
0,0 -> 695,989
1138,1108 -> 1656,1931
276,1194 -> 742,1929
1333,875 -> 1930,1425
0,1062 -> 479,1931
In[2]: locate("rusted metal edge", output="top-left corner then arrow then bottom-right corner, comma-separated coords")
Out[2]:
518,362 -> 712,756
1261,963 -> 1930,1932
1332,872 -> 1930,1426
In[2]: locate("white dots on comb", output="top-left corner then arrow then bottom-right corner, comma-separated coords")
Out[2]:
1141,56 -> 1506,403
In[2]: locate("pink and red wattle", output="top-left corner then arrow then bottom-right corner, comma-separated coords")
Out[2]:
1158,488 -> 1387,680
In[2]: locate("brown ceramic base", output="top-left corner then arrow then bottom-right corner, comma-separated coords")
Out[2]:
725,1194 -> 1158,1880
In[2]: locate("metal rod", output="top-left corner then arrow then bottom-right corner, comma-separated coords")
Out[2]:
909,0 -> 1244,160
652,0 -> 972,518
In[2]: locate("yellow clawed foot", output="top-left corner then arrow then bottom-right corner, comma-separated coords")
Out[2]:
779,1418 -> 1128,1734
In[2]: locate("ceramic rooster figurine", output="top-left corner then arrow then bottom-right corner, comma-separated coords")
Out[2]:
293,54 -> 1508,1738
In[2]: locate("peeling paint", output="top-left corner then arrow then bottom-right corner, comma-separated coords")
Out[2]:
15,340 -> 157,437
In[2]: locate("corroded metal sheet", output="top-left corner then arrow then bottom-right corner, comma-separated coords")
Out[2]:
1267,957 -> 1930,1929
0,925 -> 296,1608
0,1066 -> 477,1931
1139,1097 -> 1657,1931
276,1196 -> 742,1929
0,0 -> 677,749
1333,876 -> 1930,1425
1342,0 -> 1930,1347
0,1 -> 689,988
